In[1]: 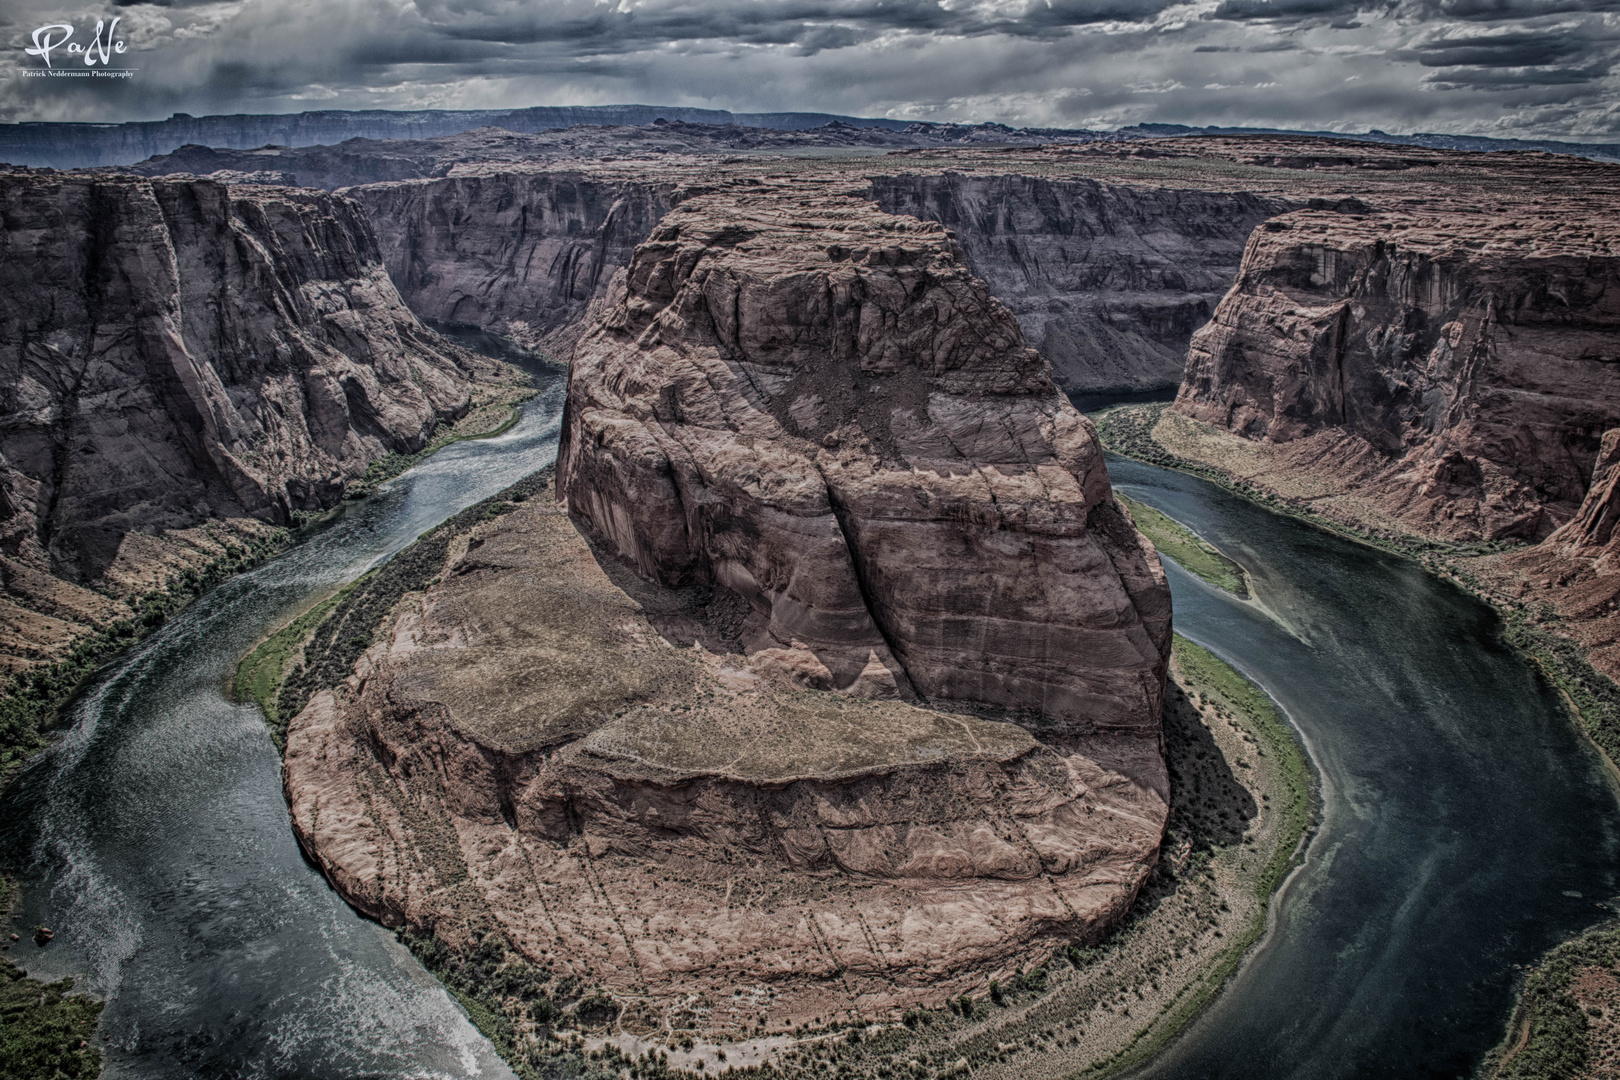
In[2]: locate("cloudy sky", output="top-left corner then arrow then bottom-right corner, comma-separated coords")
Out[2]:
2,0 -> 1618,140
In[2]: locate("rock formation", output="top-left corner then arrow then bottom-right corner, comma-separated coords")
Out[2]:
285,185 -> 1173,1032
347,170 -> 678,358
558,186 -> 1171,730
869,174 -> 1287,393
0,170 -> 513,666
1175,206 -> 1620,542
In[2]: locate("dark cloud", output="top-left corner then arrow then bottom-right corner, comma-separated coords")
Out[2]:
1210,0 -> 1377,21
1425,0 -> 1620,18
1,0 -> 1617,141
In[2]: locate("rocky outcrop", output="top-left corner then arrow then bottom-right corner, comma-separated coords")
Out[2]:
1175,207 -> 1620,542
285,185 -> 1173,1032
1549,429 -> 1620,561
557,186 -> 1172,732
0,171 -> 513,661
870,174 -> 1288,393
347,170 -> 678,359
285,482 -> 1171,1033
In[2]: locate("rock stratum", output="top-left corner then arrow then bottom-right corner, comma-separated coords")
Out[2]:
344,160 -> 1289,395
285,186 -> 1173,1032
347,170 -> 678,359
0,170 -> 513,669
869,174 -> 1286,393
1175,203 -> 1620,543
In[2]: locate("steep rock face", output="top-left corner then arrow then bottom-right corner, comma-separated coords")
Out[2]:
348,170 -> 678,359
557,185 -> 1171,734
285,484 -> 1171,1031
1550,428 -> 1620,560
869,173 -> 1288,393
0,172 -> 504,593
1175,208 -> 1620,541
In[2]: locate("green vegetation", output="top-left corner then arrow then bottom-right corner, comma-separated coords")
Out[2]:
1093,404 -> 1516,563
1117,493 -> 1248,596
0,877 -> 103,1080
1080,635 -> 1314,1078
0,530 -> 291,793
231,588 -> 350,750
1502,612 -> 1620,776
1482,924 -> 1620,1079
342,395 -> 531,501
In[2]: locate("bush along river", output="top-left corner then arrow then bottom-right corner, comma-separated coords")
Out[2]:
1110,455 -> 1620,1080
0,356 -> 567,1080
1,360 -> 1616,1079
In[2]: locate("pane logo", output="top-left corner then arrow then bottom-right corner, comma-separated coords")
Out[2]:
22,17 -> 133,78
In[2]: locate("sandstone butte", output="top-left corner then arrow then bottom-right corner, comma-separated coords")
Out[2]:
0,170 -> 515,672
283,182 -> 1175,1032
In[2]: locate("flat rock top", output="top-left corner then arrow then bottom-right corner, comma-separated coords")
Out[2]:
1254,207 -> 1620,259
385,494 -> 1044,782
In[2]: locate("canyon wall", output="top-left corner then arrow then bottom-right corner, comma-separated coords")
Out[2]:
1174,207 -> 1620,541
0,170 -> 510,663
351,166 -> 1288,396
869,173 -> 1288,393
347,170 -> 679,359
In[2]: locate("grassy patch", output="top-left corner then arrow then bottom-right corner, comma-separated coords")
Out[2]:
231,588 -> 350,751
0,875 -> 103,1080
1080,635 -> 1314,1078
342,392 -> 532,502
1117,493 -> 1248,597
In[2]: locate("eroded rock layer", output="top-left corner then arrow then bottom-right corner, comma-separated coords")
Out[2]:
556,185 -> 1172,734
1175,207 -> 1620,542
869,173 -> 1287,393
285,485 -> 1171,1032
0,171 -> 510,663
347,171 -> 679,358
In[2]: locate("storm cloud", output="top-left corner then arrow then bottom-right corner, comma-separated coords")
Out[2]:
2,0 -> 1617,140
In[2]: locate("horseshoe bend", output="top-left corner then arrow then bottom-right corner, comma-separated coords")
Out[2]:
281,185 -> 1175,1032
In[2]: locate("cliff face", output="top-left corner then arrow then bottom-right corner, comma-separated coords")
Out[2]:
869,174 -> 1288,393
347,170 -> 678,359
558,186 -> 1172,732
1175,208 -> 1620,541
347,166 -> 1285,396
0,172 -> 509,656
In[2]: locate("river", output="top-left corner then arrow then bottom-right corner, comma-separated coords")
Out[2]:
3,379 -> 1618,1078
0,361 -> 567,1080
1113,455 -> 1620,1079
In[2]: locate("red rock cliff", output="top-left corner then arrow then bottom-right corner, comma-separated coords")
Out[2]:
556,184 -> 1171,733
1175,206 -> 1620,541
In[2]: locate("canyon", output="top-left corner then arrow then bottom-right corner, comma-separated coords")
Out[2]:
334,157 -> 1292,392
0,169 -> 521,672
6,117 -> 1620,1077
283,186 -> 1175,1033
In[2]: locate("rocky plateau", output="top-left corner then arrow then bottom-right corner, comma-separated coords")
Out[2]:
284,185 -> 1175,1032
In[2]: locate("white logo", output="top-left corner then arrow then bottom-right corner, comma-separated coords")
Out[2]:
21,17 -> 133,79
